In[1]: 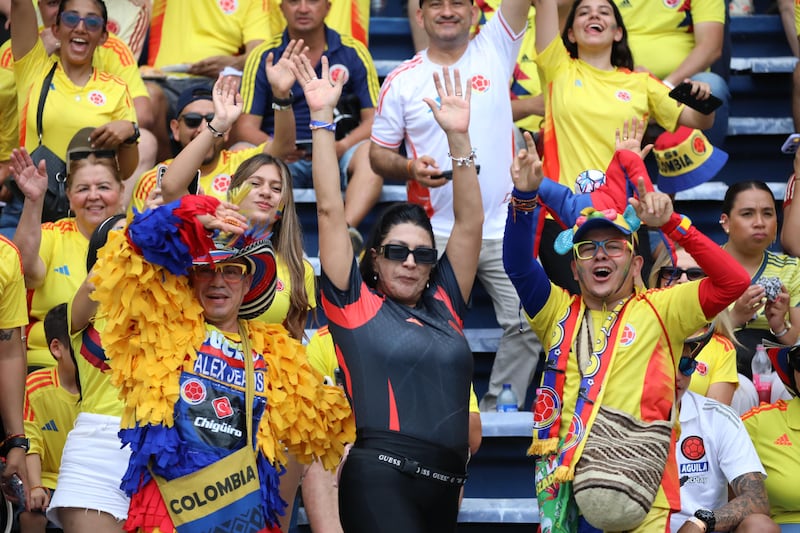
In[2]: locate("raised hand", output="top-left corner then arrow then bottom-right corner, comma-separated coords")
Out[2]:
10,148 -> 48,202
195,201 -> 247,235
682,79 -> 712,101
510,130 -> 544,193
423,67 -> 470,136
615,117 -> 653,159
209,74 -> 242,133
290,55 -> 343,114
266,39 -> 307,96
628,177 -> 673,227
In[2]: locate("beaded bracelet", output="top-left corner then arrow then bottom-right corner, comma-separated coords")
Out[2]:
207,123 -> 226,138
510,194 -> 539,221
309,120 -> 336,132
448,149 -> 476,167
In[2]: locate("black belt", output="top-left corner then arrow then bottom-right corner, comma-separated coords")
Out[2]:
351,448 -> 468,486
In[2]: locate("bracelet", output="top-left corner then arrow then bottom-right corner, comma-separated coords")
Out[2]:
406,159 -> 414,177
272,91 -> 293,107
448,148 -> 476,167
510,194 -> 539,221
207,123 -> 226,137
309,120 -> 336,132
770,321 -> 792,338
271,102 -> 292,111
663,80 -> 676,90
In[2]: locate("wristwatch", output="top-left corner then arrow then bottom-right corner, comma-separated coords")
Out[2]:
1,436 -> 29,455
124,122 -> 141,145
694,509 -> 716,532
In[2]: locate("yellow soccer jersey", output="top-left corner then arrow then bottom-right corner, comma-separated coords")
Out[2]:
735,250 -> 800,333
536,37 -> 683,191
796,0 -> 800,38
14,39 -> 135,159
23,368 -> 79,489
27,219 -> 89,369
0,236 -> 27,330
688,333 -> 738,397
742,399 -> 800,524
253,257 -> 317,327
127,144 -> 265,218
265,0 -> 370,46
146,0 -> 270,69
613,0 -> 726,80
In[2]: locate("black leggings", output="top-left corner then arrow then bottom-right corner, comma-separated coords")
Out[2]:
338,432 -> 465,533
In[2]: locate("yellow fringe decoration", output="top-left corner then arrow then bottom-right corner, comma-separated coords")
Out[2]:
527,437 -> 559,457
554,465 -> 574,482
92,231 -> 354,471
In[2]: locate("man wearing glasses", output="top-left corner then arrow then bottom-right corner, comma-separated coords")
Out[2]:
503,143 -> 751,531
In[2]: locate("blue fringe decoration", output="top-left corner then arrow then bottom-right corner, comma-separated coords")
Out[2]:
128,200 -> 193,276
257,455 -> 287,527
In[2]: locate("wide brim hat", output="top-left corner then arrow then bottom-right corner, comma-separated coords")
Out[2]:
653,126 -> 728,194
766,344 -> 799,398
192,239 -> 277,320
554,205 -> 641,255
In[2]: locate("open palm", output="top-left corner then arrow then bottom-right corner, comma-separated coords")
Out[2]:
424,67 -> 471,136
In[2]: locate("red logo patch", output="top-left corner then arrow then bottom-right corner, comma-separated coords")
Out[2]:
107,20 -> 119,35
616,90 -> 631,102
619,324 -> 636,346
471,75 -> 490,93
681,435 -> 706,460
218,0 -> 238,14
692,135 -> 707,155
181,379 -> 206,405
87,90 -> 106,106
213,174 -> 231,193
329,64 -> 350,84
695,361 -> 708,376
212,397 -> 233,419
275,279 -> 285,292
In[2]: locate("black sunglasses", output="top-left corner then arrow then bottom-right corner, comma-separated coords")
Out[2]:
179,113 -> 215,129
60,11 -> 105,32
659,266 -> 706,285
679,323 -> 716,376
379,244 -> 437,265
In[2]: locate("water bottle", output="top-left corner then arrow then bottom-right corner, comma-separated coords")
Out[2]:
751,344 -> 773,404
496,384 -> 519,412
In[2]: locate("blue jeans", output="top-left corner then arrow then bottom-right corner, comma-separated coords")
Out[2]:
692,71 -> 730,148
0,193 -> 23,240
780,524 -> 800,532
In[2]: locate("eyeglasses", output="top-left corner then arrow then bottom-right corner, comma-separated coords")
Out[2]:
379,244 -> 438,265
679,323 -> 716,376
658,266 -> 706,285
179,113 -> 215,129
192,263 -> 248,282
60,11 -> 105,32
573,239 -> 632,260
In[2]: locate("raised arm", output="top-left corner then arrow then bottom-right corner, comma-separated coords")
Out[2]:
293,55 -> 352,290
500,0 -> 534,35
263,40 -> 305,159
780,151 -> 800,255
532,0 -> 560,53
9,148 -> 47,288
10,0 -> 39,60
424,68 -> 482,303
161,75 -> 241,203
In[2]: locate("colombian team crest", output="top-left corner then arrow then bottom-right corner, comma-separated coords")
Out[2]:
619,324 -> 636,346
471,74 -> 491,93
329,64 -> 350,85
181,378 -> 207,405
533,386 -> 561,429
87,90 -> 107,106
218,0 -> 238,14
212,174 -> 231,193
615,90 -> 631,102
663,0 -> 680,7
681,435 -> 705,460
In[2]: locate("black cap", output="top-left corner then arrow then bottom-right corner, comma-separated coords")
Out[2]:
175,85 -> 213,117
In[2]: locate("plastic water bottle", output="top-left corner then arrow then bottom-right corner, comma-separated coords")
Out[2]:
751,344 -> 773,404
496,384 -> 519,412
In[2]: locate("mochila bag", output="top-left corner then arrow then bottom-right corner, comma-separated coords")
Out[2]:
150,325 -> 266,533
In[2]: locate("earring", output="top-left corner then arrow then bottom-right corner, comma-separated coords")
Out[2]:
372,272 -> 378,283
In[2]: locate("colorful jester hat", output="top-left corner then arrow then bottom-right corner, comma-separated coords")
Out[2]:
554,205 -> 642,256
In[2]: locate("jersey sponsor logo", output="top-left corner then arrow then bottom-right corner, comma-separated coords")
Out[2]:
54,265 -> 70,276
679,461 -> 708,474
774,433 -> 793,446
619,324 -> 635,346
181,378 -> 208,405
681,435 -> 706,460
193,416 -> 243,438
695,360 -> 708,376
471,75 -> 491,94
212,397 -> 233,419
329,64 -> 350,85
87,90 -> 107,106
41,419 -> 58,431
217,0 -> 239,15
212,174 -> 231,193
615,90 -> 632,102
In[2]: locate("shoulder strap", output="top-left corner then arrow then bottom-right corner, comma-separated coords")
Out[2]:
239,321 -> 255,449
36,62 -> 58,146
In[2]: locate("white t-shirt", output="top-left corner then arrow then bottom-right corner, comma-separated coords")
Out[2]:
670,391 -> 767,532
371,11 -> 524,240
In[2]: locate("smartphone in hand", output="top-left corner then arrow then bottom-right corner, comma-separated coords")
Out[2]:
781,133 -> 800,154
668,82 -> 723,115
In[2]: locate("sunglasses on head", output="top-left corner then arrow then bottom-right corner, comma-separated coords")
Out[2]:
379,244 -> 438,265
68,149 -> 116,161
60,11 -> 105,32
180,113 -> 215,129
659,266 -> 706,285
192,262 -> 248,282
679,323 -> 716,376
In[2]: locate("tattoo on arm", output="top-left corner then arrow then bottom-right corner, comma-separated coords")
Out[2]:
713,472 -> 770,531
0,329 -> 13,341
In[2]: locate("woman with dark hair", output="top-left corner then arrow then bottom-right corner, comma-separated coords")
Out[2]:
532,0 -> 718,291
296,52 -> 483,532
720,180 -> 800,378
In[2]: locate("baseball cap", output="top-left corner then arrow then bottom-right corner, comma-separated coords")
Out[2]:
175,84 -> 213,117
